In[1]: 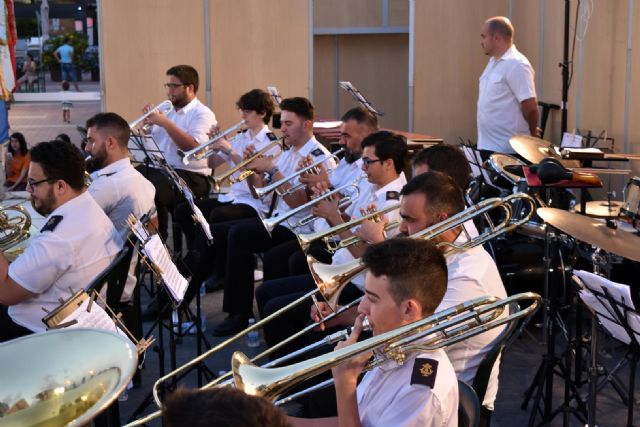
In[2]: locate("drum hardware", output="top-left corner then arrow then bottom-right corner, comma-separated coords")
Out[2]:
510,134 -> 580,168
620,176 -> 640,221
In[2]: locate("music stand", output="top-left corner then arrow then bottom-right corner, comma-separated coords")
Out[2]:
339,81 -> 384,116
574,270 -> 640,427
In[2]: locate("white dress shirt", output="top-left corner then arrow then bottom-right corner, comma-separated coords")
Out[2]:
331,172 -> 407,290
150,97 -> 217,174
8,191 -> 122,332
477,45 -> 537,153
271,137 -> 337,233
217,125 -> 278,215
437,234 -> 507,409
89,157 -> 156,302
357,348 -> 459,427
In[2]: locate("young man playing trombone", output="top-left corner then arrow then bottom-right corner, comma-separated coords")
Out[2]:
290,238 -> 459,427
319,171 -> 507,416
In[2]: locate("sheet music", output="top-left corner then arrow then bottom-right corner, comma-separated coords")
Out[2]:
58,297 -> 134,344
128,134 -> 163,165
313,121 -> 342,129
142,234 -> 188,303
574,270 -> 640,345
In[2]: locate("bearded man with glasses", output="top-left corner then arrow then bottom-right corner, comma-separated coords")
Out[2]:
0,140 -> 122,342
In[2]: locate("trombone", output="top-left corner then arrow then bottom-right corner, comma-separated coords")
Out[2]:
178,120 -> 247,165
259,181 -> 360,235
129,100 -> 173,134
211,136 -> 284,193
253,148 -> 344,199
297,203 -> 401,253
234,292 -> 542,403
307,192 -> 537,310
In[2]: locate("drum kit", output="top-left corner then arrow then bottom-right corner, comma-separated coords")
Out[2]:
481,135 -> 640,426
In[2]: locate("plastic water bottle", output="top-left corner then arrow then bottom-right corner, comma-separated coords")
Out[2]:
246,318 -> 260,348
199,282 -> 207,332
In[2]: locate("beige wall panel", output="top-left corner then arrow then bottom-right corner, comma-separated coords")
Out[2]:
413,0 -> 509,142
336,34 -> 408,130
101,1 -> 206,122
314,0 -> 382,28
313,36 -> 338,119
389,0 -> 409,27
210,0 -> 309,127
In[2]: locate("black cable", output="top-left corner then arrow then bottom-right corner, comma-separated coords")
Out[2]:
567,0 -> 581,89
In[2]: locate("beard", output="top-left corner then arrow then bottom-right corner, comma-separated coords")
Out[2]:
170,94 -> 188,109
344,148 -> 361,164
30,187 -> 57,217
86,146 -> 107,173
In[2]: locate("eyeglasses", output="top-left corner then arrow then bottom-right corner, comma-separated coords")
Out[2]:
362,158 -> 384,167
27,177 -> 56,191
164,83 -> 185,89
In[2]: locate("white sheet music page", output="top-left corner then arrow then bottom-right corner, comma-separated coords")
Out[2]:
574,270 -> 640,344
190,200 -> 213,241
142,234 -> 188,303
58,297 -> 135,346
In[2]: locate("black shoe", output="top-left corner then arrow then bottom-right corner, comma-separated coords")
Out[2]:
141,297 -> 171,322
211,314 -> 249,336
204,275 -> 224,293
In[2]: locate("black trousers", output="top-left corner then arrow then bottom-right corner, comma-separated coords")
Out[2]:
255,275 -> 363,360
136,166 -> 209,240
264,239 -> 334,280
222,218 -> 297,316
0,305 -> 32,343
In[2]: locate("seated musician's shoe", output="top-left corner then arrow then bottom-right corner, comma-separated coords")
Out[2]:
204,275 -> 224,293
211,314 -> 249,337
141,297 -> 171,322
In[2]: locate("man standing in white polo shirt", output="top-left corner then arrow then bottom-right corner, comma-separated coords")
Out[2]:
477,16 -> 540,160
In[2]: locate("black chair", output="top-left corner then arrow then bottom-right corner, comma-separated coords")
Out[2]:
458,380 -> 481,427
471,302 -> 521,427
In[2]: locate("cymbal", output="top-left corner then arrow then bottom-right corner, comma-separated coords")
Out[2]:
538,207 -> 640,262
509,135 -> 579,167
582,200 -> 622,218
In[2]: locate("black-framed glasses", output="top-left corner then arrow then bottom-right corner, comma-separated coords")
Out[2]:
362,158 -> 384,167
164,83 -> 185,89
27,177 -> 56,191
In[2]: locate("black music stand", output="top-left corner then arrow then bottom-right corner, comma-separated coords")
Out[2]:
575,272 -> 640,427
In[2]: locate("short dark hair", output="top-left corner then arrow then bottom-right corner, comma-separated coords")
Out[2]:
30,139 -> 86,191
361,130 -> 407,174
363,238 -> 448,316
486,16 -> 514,40
279,97 -> 315,122
237,89 -> 276,124
401,171 -> 465,218
413,144 -> 471,190
55,133 -> 71,144
341,107 -> 378,132
86,112 -> 131,149
163,387 -> 292,427
166,65 -> 199,93
61,80 -> 70,91
9,132 -> 28,156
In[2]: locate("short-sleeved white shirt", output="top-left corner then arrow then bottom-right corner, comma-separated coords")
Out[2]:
330,173 -> 407,290
271,137 -> 337,233
357,348 -> 459,427
8,191 -> 123,332
436,235 -> 507,409
217,125 -> 278,214
477,45 -> 537,153
150,97 -> 217,174
89,158 -> 156,302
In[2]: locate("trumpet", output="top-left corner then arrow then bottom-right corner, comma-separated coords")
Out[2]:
297,203 -> 401,253
260,181 -> 360,235
234,292 -> 542,403
129,100 -> 173,134
253,148 -> 344,199
211,137 -> 284,193
178,120 -> 247,165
